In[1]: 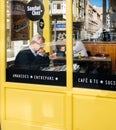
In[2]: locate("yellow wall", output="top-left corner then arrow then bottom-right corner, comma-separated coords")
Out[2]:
0,0 -> 6,129
73,90 -> 116,130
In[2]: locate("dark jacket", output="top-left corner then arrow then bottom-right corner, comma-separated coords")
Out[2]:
14,49 -> 50,70
102,31 -> 111,41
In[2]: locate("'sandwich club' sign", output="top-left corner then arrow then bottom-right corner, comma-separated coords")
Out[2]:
25,0 -> 44,21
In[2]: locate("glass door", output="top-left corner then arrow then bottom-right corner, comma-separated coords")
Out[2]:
73,0 -> 116,90
6,0 -> 67,86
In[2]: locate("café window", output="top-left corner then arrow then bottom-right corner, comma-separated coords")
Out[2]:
73,0 -> 116,90
6,0 -> 116,89
6,0 -> 66,86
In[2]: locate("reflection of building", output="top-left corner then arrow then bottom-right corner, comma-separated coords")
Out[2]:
73,0 -> 85,39
106,14 -> 110,30
83,0 -> 102,40
109,0 -> 116,40
100,0 -> 116,40
77,0 -> 116,41
73,0 -> 85,22
73,0 -> 103,40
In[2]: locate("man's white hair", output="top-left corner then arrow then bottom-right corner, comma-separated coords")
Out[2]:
31,34 -> 45,43
31,34 -> 40,42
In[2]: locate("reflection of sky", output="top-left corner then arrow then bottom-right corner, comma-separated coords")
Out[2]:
89,0 -> 102,7
89,0 -> 109,9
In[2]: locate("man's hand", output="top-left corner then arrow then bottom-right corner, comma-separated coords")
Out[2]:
37,48 -> 46,56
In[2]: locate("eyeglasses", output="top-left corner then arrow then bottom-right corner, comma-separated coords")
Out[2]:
35,41 -> 44,47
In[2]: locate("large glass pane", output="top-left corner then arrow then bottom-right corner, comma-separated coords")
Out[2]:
6,0 -> 66,86
73,0 -> 116,90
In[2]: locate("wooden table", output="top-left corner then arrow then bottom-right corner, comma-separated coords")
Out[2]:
50,56 -> 112,74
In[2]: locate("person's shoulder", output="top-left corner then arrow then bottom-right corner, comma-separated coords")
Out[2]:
76,40 -> 83,44
76,40 -> 84,47
18,49 -> 31,55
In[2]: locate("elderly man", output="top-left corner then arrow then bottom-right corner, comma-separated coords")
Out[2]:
14,34 -> 50,70
73,40 -> 88,57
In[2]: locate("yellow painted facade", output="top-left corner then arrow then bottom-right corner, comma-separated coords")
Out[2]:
0,0 -> 116,130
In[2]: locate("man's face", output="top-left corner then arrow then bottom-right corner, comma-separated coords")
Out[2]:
32,41 -> 44,52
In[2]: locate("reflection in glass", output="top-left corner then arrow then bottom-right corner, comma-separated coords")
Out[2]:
73,0 -> 116,89
6,0 -> 67,86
